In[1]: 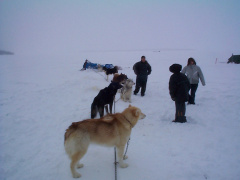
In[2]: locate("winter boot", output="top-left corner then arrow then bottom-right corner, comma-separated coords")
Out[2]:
188,95 -> 195,104
173,116 -> 187,123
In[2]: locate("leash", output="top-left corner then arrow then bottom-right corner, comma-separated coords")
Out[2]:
113,99 -> 118,180
123,138 -> 130,159
114,138 -> 130,180
113,99 -> 131,180
114,147 -> 118,180
114,87 -> 127,103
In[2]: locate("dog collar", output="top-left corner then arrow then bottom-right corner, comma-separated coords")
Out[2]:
123,116 -> 133,128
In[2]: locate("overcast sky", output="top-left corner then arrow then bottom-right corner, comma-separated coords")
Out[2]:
0,0 -> 239,55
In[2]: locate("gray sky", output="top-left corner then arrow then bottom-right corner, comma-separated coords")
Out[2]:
0,0 -> 239,55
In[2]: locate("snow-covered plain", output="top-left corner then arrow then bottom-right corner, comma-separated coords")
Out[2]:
0,51 -> 240,180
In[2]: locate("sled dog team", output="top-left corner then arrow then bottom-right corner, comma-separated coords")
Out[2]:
65,55 -> 150,178
64,56 -> 205,178
65,70 -> 142,178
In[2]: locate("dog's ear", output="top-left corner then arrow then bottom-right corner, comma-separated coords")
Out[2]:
134,109 -> 140,117
128,104 -> 132,108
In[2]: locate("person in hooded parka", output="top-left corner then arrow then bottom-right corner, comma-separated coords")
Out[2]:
169,64 -> 190,123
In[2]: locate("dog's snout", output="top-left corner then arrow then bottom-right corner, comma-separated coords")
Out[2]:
140,113 -> 146,119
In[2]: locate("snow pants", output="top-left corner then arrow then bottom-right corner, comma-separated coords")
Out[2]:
188,84 -> 198,104
175,101 -> 187,123
134,75 -> 148,96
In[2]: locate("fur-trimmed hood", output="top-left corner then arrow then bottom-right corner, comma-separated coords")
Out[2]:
169,64 -> 182,73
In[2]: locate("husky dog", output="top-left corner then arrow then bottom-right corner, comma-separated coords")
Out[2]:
91,82 -> 123,118
103,66 -> 119,75
103,66 -> 119,81
121,79 -> 135,103
112,73 -> 128,84
64,105 -> 146,178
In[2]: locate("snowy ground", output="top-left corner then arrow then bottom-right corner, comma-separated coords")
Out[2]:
0,51 -> 240,180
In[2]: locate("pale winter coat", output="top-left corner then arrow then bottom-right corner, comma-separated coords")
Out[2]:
181,65 -> 206,85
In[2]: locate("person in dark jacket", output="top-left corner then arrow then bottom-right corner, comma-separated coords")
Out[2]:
133,56 -> 152,96
169,64 -> 190,123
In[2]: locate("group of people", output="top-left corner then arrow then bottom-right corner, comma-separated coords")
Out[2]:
133,56 -> 205,123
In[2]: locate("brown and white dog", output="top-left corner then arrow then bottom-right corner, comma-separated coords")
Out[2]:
112,73 -> 128,84
64,105 -> 146,178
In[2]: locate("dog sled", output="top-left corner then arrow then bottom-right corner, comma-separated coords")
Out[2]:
80,59 -> 116,71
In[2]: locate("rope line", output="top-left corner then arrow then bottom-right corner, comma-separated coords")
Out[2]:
113,99 -> 118,180
123,138 -> 130,160
113,99 -> 131,180
114,147 -> 118,180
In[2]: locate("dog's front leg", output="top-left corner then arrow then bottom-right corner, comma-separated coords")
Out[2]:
105,105 -> 109,114
116,145 -> 128,168
123,94 -> 127,102
99,106 -> 104,117
109,102 -> 113,114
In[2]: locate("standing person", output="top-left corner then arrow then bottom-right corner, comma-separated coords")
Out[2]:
181,57 -> 206,104
133,56 -> 152,96
169,64 -> 190,123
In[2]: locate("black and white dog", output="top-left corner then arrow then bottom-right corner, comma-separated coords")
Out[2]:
102,66 -> 119,81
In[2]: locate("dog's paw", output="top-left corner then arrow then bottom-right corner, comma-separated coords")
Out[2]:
120,163 -> 128,168
72,172 -> 81,178
77,163 -> 84,168
123,155 -> 128,160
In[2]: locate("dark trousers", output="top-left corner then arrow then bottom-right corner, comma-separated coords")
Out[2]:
188,84 -> 198,104
134,76 -> 147,95
175,101 -> 187,123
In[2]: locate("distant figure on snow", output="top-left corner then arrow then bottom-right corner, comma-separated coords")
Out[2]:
169,64 -> 190,123
181,57 -> 205,105
133,56 -> 152,96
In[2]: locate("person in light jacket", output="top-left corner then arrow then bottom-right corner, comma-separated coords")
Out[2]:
181,57 -> 206,104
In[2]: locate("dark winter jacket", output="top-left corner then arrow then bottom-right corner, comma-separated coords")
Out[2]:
169,64 -> 190,103
133,61 -> 152,76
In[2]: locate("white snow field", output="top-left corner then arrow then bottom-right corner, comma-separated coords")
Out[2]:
0,51 -> 240,180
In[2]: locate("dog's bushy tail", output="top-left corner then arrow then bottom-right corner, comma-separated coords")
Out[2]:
64,122 -> 84,158
64,122 -> 79,143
